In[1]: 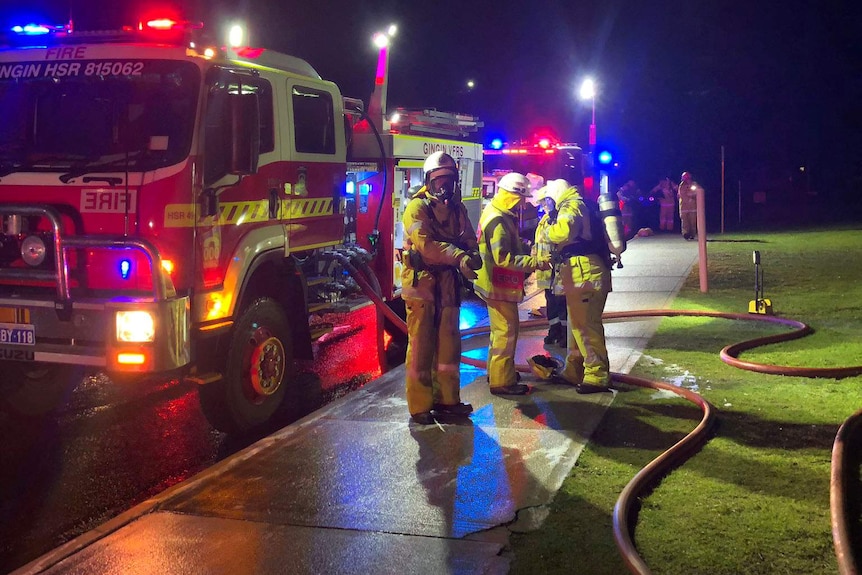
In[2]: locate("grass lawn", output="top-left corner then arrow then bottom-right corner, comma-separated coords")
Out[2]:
510,227 -> 862,574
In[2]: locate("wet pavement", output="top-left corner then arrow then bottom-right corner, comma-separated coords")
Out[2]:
13,234 -> 698,575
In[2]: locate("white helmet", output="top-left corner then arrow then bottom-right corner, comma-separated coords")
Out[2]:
537,179 -> 570,204
423,152 -> 459,184
497,172 -> 531,197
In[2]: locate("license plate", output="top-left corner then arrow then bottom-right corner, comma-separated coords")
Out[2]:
0,307 -> 31,323
0,322 -> 35,346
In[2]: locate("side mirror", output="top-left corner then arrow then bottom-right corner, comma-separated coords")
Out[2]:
228,92 -> 260,175
201,187 -> 219,218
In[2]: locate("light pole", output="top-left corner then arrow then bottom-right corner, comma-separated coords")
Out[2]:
368,24 -> 397,132
579,77 -> 598,199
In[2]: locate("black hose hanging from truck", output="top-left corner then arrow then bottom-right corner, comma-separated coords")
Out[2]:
358,109 -> 389,257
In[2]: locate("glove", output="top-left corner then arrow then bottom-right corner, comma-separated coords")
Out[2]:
548,210 -> 559,224
459,259 -> 478,281
464,250 -> 482,270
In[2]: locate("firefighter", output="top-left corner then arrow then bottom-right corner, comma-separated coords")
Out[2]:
678,171 -> 701,240
547,181 -> 612,392
532,179 -> 568,345
617,180 -> 638,239
475,172 -> 550,395
651,177 -> 678,232
401,151 -> 482,425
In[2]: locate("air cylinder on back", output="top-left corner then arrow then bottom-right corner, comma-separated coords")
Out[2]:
597,192 -> 626,267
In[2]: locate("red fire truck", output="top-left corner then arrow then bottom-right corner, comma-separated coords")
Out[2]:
0,18 -> 364,433
481,135 -> 588,237
0,17 -> 486,433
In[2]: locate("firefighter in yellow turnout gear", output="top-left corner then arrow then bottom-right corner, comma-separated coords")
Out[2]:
474,173 -> 550,395
401,152 -> 481,425
546,182 -> 613,392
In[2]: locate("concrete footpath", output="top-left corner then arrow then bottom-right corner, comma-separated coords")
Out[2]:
15,235 -> 698,575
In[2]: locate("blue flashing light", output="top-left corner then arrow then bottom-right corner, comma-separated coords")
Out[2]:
597,150 -> 613,165
345,181 -> 355,195
490,138 -> 503,150
359,183 -> 371,196
119,259 -> 132,280
11,24 -> 52,35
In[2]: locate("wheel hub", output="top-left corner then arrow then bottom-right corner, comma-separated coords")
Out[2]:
248,329 -> 285,397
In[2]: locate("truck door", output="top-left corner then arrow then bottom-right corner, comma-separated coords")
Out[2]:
199,68 -> 277,289
281,80 -> 346,254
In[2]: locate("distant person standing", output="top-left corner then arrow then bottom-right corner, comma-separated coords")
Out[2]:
678,171 -> 702,240
651,177 -> 678,232
616,180 -> 638,239
475,173 -> 550,395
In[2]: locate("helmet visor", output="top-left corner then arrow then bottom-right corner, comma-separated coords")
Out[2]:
429,173 -> 456,199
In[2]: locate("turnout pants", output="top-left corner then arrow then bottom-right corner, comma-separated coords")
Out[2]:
560,287 -> 610,386
485,299 -> 521,388
680,210 -> 697,238
404,298 -> 462,415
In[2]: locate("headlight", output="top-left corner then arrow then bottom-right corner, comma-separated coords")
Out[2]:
21,235 -> 47,266
116,311 -> 156,342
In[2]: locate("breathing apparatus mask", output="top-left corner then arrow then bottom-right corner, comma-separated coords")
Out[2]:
429,172 -> 457,204
423,152 -> 460,206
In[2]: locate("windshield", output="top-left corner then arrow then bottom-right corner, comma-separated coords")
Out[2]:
0,60 -> 199,174
484,148 -> 585,184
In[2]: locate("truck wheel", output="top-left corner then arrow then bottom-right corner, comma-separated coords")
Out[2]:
199,298 -> 292,434
0,363 -> 83,417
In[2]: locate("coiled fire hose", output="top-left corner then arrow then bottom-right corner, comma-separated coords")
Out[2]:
341,265 -> 862,574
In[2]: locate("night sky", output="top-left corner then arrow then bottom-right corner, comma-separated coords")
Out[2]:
4,1 -> 861,218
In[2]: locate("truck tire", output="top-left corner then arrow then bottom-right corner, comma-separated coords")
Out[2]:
199,298 -> 292,434
0,362 -> 83,417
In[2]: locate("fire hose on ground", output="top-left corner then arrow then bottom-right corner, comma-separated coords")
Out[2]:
339,264 -> 862,574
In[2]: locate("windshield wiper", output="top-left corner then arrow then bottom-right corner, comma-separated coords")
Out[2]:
59,151 -> 148,184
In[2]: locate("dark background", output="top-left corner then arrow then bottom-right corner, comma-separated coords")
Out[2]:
4,0 -> 861,225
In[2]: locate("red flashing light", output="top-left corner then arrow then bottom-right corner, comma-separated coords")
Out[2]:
138,17 -> 203,32
144,18 -> 179,30
538,138 -> 551,149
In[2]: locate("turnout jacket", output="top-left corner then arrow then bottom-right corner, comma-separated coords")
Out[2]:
401,186 -> 478,305
678,180 -> 701,214
546,186 -> 611,293
474,191 -> 539,302
532,212 -> 555,290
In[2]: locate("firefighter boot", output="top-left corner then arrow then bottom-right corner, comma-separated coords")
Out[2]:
433,402 -> 474,416
544,323 -> 564,345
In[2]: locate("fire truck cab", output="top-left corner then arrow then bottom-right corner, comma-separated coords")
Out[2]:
0,18 -> 367,432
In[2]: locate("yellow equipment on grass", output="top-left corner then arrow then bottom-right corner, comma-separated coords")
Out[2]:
748,250 -> 773,315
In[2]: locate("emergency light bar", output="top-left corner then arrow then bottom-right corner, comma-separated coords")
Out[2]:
3,15 -> 204,47
484,135 -> 582,156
